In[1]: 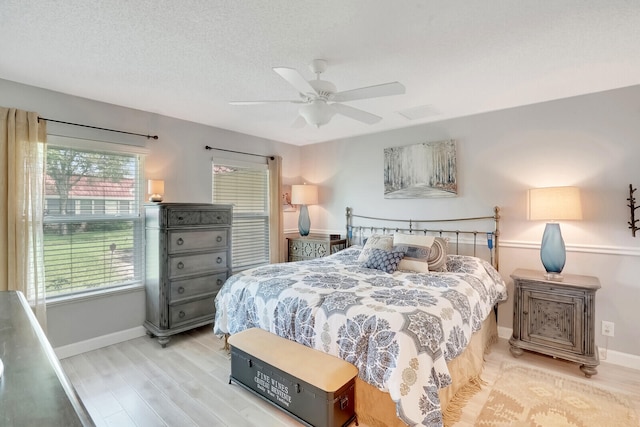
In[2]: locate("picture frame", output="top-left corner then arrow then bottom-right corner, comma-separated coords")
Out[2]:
282,185 -> 297,212
384,139 -> 457,198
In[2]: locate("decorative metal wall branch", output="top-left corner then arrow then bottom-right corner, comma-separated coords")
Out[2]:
628,184 -> 639,237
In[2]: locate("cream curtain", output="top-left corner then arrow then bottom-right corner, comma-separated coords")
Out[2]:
267,155 -> 284,263
0,107 -> 48,329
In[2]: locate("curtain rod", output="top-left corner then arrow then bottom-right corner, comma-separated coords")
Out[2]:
205,145 -> 274,160
38,117 -> 158,140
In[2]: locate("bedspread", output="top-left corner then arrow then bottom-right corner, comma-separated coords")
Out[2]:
214,247 -> 507,426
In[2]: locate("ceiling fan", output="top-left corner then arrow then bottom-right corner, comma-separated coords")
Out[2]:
230,59 -> 405,128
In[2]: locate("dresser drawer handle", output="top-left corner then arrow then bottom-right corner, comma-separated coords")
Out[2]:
178,216 -> 184,221
216,279 -> 223,286
216,235 -> 223,243
177,261 -> 184,269
217,216 -> 222,221
176,237 -> 184,245
179,310 -> 186,319
178,286 -> 185,294
216,257 -> 223,264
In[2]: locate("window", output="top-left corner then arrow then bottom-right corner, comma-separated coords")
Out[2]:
212,161 -> 270,272
43,138 -> 145,297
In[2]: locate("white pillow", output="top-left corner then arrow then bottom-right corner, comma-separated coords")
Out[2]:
427,237 -> 449,272
393,234 -> 435,273
357,234 -> 394,263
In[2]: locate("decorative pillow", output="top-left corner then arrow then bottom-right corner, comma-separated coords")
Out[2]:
362,248 -> 406,274
393,234 -> 435,273
357,234 -> 393,262
428,237 -> 449,272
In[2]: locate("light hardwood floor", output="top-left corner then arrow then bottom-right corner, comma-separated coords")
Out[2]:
60,327 -> 640,427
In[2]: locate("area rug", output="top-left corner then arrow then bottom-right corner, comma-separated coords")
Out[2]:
474,363 -> 638,427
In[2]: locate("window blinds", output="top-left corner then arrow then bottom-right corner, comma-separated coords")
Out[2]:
212,163 -> 270,272
43,144 -> 144,296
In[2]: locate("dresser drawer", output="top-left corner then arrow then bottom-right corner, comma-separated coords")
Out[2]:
167,209 -> 231,227
168,229 -> 228,254
168,251 -> 227,278
169,297 -> 215,327
169,272 -> 228,303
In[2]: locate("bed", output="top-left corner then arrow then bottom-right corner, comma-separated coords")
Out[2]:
214,207 -> 507,427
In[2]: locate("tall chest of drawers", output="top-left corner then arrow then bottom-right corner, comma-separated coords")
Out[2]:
144,203 -> 232,347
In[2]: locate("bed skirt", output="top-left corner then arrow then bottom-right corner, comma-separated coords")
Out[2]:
354,314 -> 497,427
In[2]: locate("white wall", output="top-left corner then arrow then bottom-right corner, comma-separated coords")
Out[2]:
3,77 -> 639,360
1,78 -> 301,348
301,85 -> 640,357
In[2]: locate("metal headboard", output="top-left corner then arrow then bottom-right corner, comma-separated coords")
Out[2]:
345,206 -> 501,270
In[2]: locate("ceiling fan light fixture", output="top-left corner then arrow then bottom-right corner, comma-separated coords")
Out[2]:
299,100 -> 335,128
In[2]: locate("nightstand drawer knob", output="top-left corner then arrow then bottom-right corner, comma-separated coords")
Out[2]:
177,262 -> 184,269
216,257 -> 223,264
216,236 -> 223,243
176,237 -> 184,245
179,310 -> 186,318
178,286 -> 185,294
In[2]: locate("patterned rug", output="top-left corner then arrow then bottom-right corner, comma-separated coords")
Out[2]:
475,363 -> 638,427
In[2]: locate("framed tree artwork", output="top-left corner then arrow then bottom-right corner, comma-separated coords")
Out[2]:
384,139 -> 457,198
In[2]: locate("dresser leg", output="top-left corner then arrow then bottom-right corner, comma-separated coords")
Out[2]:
158,336 -> 171,348
580,364 -> 598,378
509,344 -> 524,358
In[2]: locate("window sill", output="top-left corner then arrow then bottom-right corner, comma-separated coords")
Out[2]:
46,283 -> 144,307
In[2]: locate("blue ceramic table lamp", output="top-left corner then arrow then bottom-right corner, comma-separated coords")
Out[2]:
291,183 -> 318,236
528,186 -> 582,280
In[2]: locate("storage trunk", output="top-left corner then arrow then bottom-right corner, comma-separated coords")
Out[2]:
228,329 -> 357,427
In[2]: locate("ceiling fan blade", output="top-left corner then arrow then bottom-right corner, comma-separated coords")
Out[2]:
229,100 -> 304,105
291,116 -> 307,128
332,81 -> 405,102
332,103 -> 382,125
273,67 -> 318,96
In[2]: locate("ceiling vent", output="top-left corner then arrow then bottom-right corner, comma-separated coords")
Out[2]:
398,104 -> 441,120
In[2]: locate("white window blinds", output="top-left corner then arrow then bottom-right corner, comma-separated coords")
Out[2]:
43,142 -> 145,297
212,162 -> 270,272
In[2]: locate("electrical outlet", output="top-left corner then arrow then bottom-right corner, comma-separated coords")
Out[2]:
601,320 -> 615,337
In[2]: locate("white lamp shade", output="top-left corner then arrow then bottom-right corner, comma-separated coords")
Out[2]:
291,184 -> 318,205
528,186 -> 582,221
148,179 -> 165,195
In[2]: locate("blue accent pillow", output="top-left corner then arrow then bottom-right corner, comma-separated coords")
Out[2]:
363,248 -> 406,274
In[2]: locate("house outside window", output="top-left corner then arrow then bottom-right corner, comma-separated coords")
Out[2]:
43,137 -> 145,297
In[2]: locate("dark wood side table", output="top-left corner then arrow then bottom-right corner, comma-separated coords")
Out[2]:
287,234 -> 347,262
0,291 -> 94,426
509,269 -> 601,377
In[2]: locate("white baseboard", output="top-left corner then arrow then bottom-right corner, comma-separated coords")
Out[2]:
599,348 -> 640,370
497,326 -> 513,340
496,326 -> 640,371
55,326 -> 147,359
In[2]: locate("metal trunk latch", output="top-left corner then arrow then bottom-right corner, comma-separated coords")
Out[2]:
340,396 -> 349,410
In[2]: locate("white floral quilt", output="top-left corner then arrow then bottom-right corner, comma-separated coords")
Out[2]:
214,246 -> 507,427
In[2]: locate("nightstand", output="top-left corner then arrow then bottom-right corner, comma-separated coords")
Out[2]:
287,234 -> 347,262
509,268 -> 601,377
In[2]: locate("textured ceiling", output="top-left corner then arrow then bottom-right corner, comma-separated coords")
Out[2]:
1,1 -> 639,146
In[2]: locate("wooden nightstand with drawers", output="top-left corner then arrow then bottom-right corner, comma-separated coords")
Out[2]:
287,234 -> 347,262
509,268 -> 601,377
